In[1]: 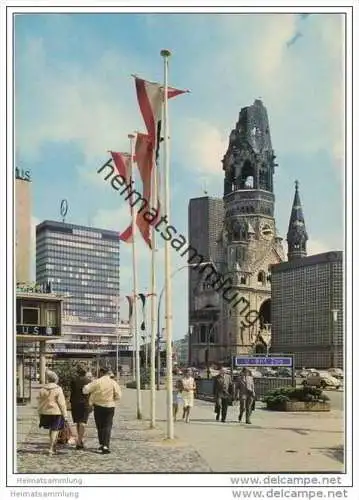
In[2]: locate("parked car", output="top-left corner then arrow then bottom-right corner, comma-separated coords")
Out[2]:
261,368 -> 277,377
299,368 -> 317,378
328,368 -> 344,379
303,371 -> 341,389
277,367 -> 292,378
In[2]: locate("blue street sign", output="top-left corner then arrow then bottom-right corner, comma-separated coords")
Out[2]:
234,356 -> 293,367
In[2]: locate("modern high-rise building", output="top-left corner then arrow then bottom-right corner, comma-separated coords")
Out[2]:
36,221 -> 120,323
188,196 -> 224,365
188,196 -> 224,311
271,251 -> 344,369
15,168 -> 32,283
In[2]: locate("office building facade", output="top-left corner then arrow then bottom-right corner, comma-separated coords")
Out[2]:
15,168 -> 32,283
36,221 -> 120,323
271,251 -> 344,369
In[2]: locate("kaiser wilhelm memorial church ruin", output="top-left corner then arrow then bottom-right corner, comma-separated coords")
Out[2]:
188,99 -> 312,365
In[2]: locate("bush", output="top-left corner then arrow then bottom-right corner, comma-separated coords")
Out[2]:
263,385 -> 330,409
140,368 -> 150,387
125,369 -> 151,390
51,360 -> 79,398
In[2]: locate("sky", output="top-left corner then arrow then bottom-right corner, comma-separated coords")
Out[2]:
14,12 -> 345,340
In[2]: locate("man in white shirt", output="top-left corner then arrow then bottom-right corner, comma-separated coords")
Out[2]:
83,366 -> 121,454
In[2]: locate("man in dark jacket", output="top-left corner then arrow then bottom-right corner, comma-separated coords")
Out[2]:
213,368 -> 234,422
235,368 -> 255,424
70,365 -> 92,449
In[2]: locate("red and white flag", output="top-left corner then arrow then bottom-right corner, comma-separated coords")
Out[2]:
134,76 -> 189,161
110,151 -> 133,243
125,295 -> 134,321
134,133 -> 158,248
133,76 -> 188,247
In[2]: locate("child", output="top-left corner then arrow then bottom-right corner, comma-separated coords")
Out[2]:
172,378 -> 183,421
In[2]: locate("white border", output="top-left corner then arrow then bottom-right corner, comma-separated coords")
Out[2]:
2,0 -> 356,495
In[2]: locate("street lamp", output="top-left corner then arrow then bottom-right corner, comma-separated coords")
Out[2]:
263,323 -> 271,357
188,325 -> 194,366
205,314 -> 220,379
155,261 -> 212,440
330,309 -> 339,368
141,333 -> 149,373
156,261 -> 212,389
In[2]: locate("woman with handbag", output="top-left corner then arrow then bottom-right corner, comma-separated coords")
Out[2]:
37,370 -> 68,455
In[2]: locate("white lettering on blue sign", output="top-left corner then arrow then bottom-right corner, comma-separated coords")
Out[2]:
234,356 -> 293,367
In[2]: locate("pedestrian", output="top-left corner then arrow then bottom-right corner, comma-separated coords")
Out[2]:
213,367 -> 234,423
173,378 -> 183,422
82,366 -> 121,454
235,368 -> 255,424
70,364 -> 92,450
180,368 -> 196,423
37,370 -> 68,455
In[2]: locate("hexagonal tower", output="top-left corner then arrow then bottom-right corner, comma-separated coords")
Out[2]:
287,180 -> 308,261
220,99 -> 285,357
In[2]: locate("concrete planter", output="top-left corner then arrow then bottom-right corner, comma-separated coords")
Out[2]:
268,400 -> 330,412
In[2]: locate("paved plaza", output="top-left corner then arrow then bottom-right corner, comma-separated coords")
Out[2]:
16,386 -> 344,474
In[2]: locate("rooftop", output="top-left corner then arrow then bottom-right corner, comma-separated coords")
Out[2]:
271,251 -> 343,273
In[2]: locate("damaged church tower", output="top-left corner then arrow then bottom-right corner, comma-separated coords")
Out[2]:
220,99 -> 285,356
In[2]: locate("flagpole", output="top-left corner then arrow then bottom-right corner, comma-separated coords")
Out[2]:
131,304 -> 135,380
161,49 -> 174,440
150,161 -> 158,428
129,132 -> 142,420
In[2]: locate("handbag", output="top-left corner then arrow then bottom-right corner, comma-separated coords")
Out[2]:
57,421 -> 71,444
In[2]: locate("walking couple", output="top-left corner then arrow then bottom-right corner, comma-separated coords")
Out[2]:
213,367 -> 255,424
38,366 -> 121,455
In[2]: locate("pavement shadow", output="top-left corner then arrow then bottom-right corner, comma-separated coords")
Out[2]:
311,446 -> 344,464
157,418 -> 262,428
17,448 -> 45,455
157,418 -> 342,436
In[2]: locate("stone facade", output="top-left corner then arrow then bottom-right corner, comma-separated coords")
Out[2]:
188,100 -> 285,364
218,99 -> 285,358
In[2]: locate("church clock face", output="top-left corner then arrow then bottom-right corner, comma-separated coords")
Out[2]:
260,221 -> 274,240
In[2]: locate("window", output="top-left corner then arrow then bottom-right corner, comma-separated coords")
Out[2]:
46,309 -> 57,326
258,271 -> 265,284
200,325 -> 206,343
21,307 -> 40,325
